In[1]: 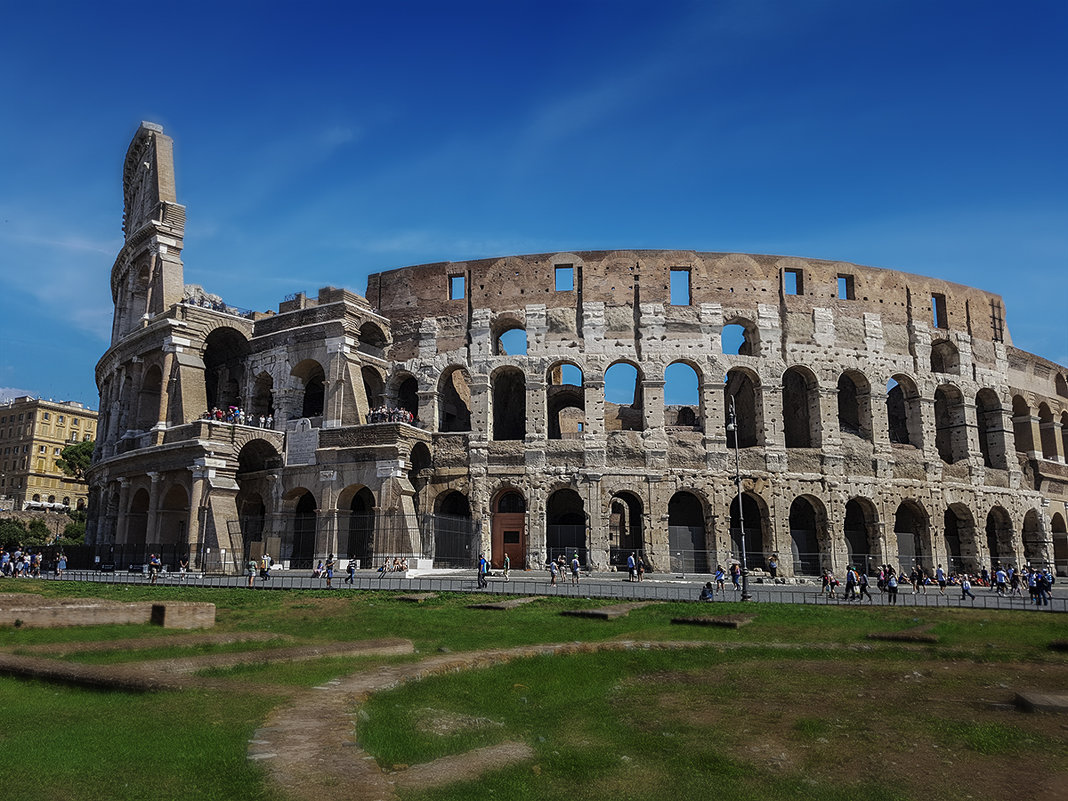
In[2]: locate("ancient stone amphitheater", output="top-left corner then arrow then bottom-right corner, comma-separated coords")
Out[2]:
86,123 -> 1068,578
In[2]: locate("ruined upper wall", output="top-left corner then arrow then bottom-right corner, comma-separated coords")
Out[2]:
367,250 -> 1012,358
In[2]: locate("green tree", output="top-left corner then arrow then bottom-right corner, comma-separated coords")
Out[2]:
25,518 -> 52,547
0,518 -> 27,547
57,439 -> 95,480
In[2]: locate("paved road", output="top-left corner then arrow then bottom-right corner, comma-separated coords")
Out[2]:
20,568 -> 1066,613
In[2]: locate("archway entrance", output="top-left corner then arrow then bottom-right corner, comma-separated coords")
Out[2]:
729,492 -> 766,572
345,487 -> 376,567
844,498 -> 877,573
668,491 -> 707,573
546,488 -> 586,565
610,492 -> 645,569
491,490 -> 526,570
893,501 -> 929,572
434,491 -> 474,568
290,491 -> 317,570
789,496 -> 822,575
1052,513 -> 1067,577
985,506 -> 1014,569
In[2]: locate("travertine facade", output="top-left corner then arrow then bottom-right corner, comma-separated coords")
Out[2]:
87,123 -> 1068,576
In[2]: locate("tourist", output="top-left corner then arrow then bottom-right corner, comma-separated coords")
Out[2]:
961,574 -> 976,602
502,552 -> 510,581
549,559 -> 558,586
627,552 -> 636,581
857,570 -> 873,603
994,565 -> 1007,596
886,566 -> 899,605
570,553 -> 580,585
246,557 -> 257,587
148,553 -> 162,584
261,553 -> 273,581
731,562 -> 742,592
55,551 -> 67,578
844,566 -> 858,601
178,557 -> 188,582
324,554 -> 335,587
767,553 -> 779,579
935,564 -> 947,594
714,565 -> 726,593
637,554 -> 645,581
346,560 -> 356,584
477,554 -> 488,589
699,581 -> 715,601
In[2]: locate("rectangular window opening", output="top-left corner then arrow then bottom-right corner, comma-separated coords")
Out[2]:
555,265 -> 574,292
670,268 -> 691,305
448,274 -> 465,300
837,274 -> 855,300
932,293 -> 948,329
784,268 -> 803,296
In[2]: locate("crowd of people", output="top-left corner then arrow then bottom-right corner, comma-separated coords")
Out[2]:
367,406 -> 415,424
0,547 -> 48,578
202,407 -> 274,428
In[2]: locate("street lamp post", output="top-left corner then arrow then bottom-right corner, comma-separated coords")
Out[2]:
726,395 -> 752,601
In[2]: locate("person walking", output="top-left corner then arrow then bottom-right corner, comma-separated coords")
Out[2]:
477,554 -> 488,589
886,568 -> 899,605
549,558 -> 558,586
324,554 -> 335,588
961,574 -> 976,602
935,564 -> 947,594
570,553 -> 581,586
858,569 -> 873,603
246,558 -> 257,587
346,560 -> 356,584
148,553 -> 162,585
627,552 -> 637,582
502,552 -> 510,581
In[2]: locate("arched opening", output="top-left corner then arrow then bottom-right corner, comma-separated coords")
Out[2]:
837,371 -> 872,441
665,362 -> 701,429
237,439 -> 281,474
1057,373 -> 1068,399
343,487 -> 375,567
975,389 -> 1005,469
357,322 -> 387,359
844,497 -> 878,573
724,369 -> 759,448
492,489 -> 526,569
493,317 -> 528,356
667,491 -> 707,573
434,490 -> 474,567
1062,412 -> 1068,465
1051,512 -> 1067,577
236,491 -> 266,549
546,488 -> 586,565
1011,395 -> 1034,454
604,361 -> 643,432
1038,403 -> 1057,461
1022,508 -> 1044,566
985,506 -> 1014,568
492,367 -> 526,441
547,362 -> 584,440
287,490 -> 318,570
782,367 -> 819,448
788,496 -> 824,575
392,373 -> 420,423
136,364 -> 163,430
127,488 -> 150,545
438,367 -> 472,432
893,500 -> 929,572
159,484 -> 189,548
887,376 -> 923,448
944,504 -> 976,573
250,372 -> 274,420
361,366 -> 384,413
721,320 -> 756,356
609,491 -> 645,569
728,492 -> 768,571
930,339 -> 960,375
407,442 -> 432,515
934,385 -> 968,463
291,359 -> 326,419
203,327 -> 249,411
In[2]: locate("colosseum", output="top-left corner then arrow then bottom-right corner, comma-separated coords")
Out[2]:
86,122 -> 1068,578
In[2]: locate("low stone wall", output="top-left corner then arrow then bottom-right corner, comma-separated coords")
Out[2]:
0,593 -> 215,629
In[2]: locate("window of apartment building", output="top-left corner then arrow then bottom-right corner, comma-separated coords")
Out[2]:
0,416 -> 5,424
784,268 -> 803,295
83,433 -> 91,441
72,418 -> 79,426
53,447 -> 61,456
670,268 -> 691,306
38,445 -> 46,454
18,414 -> 24,421
555,264 -> 574,291
57,415 -> 65,424
837,274 -> 855,300
931,293 -> 948,329
43,412 -> 50,421
448,274 -> 465,300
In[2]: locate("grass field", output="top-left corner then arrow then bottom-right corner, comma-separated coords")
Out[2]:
0,582 -> 1064,801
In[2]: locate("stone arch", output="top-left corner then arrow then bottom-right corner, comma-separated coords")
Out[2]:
282,487 -> 318,569
546,487 -> 586,565
788,495 -> 828,575
438,366 -> 472,433
407,441 -> 432,515
250,372 -> 274,419
943,503 -> 977,573
1011,395 -> 1034,454
203,327 -> 250,411
547,361 -> 584,440
934,384 -> 968,464
433,490 -> 474,567
1051,512 -> 1067,577
667,490 -> 708,573
1022,508 -> 1045,566
721,317 -> 757,356
985,506 -> 1015,568
236,490 -> 266,546
357,322 -> 388,358
1057,372 -> 1068,399
975,388 -> 1007,469
893,499 -> 931,572
837,370 -> 872,441
604,360 -> 643,432
930,339 -> 960,375
338,485 -> 376,565
608,491 -> 644,569
127,487 -> 151,545
844,496 -> 879,572
159,483 -> 190,547
887,375 -> 923,448
724,368 -> 760,448
135,363 -> 163,430
1062,411 -> 1068,465
728,491 -> 770,571
491,487 -> 527,570
361,366 -> 385,412
782,366 -> 820,448
291,359 -> 326,419
492,315 -> 527,356
237,438 -> 281,475
389,371 -> 420,423
491,365 -> 526,441
665,361 -> 701,429
1037,403 -> 1057,461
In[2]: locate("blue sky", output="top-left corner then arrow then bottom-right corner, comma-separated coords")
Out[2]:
1,0 -> 1065,408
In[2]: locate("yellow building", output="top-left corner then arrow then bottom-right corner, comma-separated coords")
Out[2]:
0,396 -> 97,512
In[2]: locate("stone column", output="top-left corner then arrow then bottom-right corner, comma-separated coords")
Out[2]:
115,478 -> 131,544
188,466 -> 209,568
146,472 -> 161,542
156,349 -> 175,429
